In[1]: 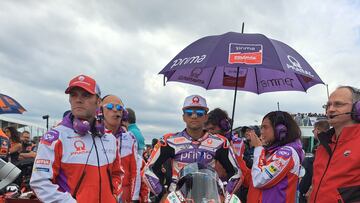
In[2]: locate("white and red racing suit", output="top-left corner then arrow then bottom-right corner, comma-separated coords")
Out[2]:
30,115 -> 122,203
143,130 -> 242,197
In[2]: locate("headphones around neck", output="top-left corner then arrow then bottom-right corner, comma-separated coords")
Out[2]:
274,111 -> 288,141
72,108 -> 105,137
219,118 -> 231,132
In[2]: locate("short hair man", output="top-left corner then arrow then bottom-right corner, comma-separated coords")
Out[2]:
312,120 -> 330,141
143,95 -> 242,200
30,75 -> 122,203
309,86 -> 360,202
123,108 -> 145,156
20,131 -> 31,143
19,131 -> 37,160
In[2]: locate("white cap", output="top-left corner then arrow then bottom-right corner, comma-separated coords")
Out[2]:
182,95 -> 208,111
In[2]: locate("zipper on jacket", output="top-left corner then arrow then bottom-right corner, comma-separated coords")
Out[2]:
313,134 -> 341,202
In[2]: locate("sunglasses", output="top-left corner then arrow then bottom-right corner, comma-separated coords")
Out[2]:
103,103 -> 124,111
183,109 -> 206,117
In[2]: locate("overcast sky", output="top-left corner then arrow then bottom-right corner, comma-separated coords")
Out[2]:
1,0 -> 359,142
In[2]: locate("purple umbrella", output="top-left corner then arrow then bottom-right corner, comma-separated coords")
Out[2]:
159,32 -> 324,128
0,93 -> 26,114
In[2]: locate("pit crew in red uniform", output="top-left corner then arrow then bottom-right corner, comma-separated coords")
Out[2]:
309,86 -> 360,203
30,75 -> 122,203
143,95 -> 242,200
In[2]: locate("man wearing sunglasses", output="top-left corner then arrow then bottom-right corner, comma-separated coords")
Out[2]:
143,95 -> 242,201
101,95 -> 147,203
309,86 -> 360,203
30,75 -> 122,203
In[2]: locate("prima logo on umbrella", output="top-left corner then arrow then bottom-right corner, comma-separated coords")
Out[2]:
170,55 -> 207,69
286,55 -> 314,78
228,43 -> 263,65
259,78 -> 295,88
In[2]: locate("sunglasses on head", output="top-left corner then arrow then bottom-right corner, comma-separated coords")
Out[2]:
104,103 -> 124,111
183,109 -> 206,117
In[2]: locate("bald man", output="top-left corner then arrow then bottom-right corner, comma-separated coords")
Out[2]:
101,95 -> 143,202
310,86 -> 360,203
102,95 -> 125,134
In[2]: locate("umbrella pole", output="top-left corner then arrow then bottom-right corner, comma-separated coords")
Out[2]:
230,67 -> 240,132
229,23 -> 245,132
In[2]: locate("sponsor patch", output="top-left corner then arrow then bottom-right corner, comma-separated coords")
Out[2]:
268,165 -> 278,174
173,137 -> 186,143
35,167 -> 50,172
35,159 -> 50,165
265,168 -> 274,178
275,147 -> 292,159
41,129 -> 59,145
228,43 -> 263,65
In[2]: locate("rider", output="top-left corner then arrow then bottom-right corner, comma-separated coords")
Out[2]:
143,95 -> 242,200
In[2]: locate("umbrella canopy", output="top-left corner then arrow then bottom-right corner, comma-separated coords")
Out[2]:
160,32 -> 323,93
159,32 -> 324,129
0,93 -> 26,114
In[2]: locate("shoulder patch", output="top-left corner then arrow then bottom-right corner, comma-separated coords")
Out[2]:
275,147 -> 292,159
40,129 -> 60,146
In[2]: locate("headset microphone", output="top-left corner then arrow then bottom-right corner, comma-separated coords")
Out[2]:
328,112 -> 351,119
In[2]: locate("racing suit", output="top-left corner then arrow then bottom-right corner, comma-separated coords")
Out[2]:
309,124 -> 360,203
143,130 -> 242,197
30,115 -> 122,203
246,139 -> 304,203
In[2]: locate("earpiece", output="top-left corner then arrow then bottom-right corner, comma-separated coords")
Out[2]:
219,118 -> 231,132
274,111 -> 288,141
351,100 -> 360,122
344,86 -> 360,122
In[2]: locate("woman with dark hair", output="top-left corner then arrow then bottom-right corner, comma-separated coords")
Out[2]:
4,126 -> 22,164
245,111 -> 304,203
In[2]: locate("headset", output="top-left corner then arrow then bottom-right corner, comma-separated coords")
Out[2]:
351,100 -> 360,122
349,86 -> 360,122
274,111 -> 288,141
219,118 -> 231,132
71,109 -> 105,137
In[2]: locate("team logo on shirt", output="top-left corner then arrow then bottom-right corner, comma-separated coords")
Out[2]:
71,140 -> 89,155
343,150 -> 351,157
192,96 -> 200,104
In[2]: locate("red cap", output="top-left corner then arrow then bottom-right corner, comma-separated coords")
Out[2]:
65,75 -> 101,96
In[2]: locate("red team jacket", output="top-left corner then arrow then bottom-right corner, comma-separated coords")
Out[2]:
30,117 -> 122,203
310,124 -> 360,203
